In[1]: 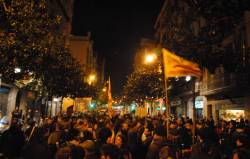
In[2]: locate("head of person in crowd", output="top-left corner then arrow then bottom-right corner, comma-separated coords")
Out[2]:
229,120 -> 236,129
169,121 -> 177,130
69,146 -> 85,159
83,119 -> 89,129
93,121 -> 98,131
184,120 -> 192,131
121,122 -> 129,134
80,140 -> 97,158
130,120 -> 141,132
235,122 -> 245,133
100,144 -> 121,159
196,121 -> 204,130
159,146 -> 175,159
141,121 -> 154,140
115,134 -> 127,148
197,128 -> 208,144
79,130 -> 93,142
97,127 -> 113,144
66,127 -> 80,143
235,134 -> 249,148
154,125 -> 166,139
105,119 -> 114,130
245,119 -> 249,125
177,118 -> 184,127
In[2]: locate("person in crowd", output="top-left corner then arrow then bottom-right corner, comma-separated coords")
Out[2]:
95,127 -> 113,152
2,109 -> 250,159
117,121 -> 129,140
190,128 -> 220,159
100,144 -> 122,159
22,128 -> 52,159
48,123 -> 62,145
69,146 -> 85,159
80,140 -> 99,159
127,120 -> 143,159
115,134 -> 132,159
159,146 -> 175,159
0,118 -> 25,159
232,134 -> 250,159
146,125 -> 168,159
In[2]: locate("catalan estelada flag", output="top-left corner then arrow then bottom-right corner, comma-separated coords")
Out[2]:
162,48 -> 201,78
107,77 -> 112,117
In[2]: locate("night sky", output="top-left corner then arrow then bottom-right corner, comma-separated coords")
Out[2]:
72,0 -> 163,96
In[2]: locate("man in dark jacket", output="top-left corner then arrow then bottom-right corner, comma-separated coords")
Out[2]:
128,120 -> 142,159
190,128 -> 220,159
22,128 -> 52,159
0,119 -> 25,159
146,125 -> 167,159
232,133 -> 250,159
100,144 -> 122,159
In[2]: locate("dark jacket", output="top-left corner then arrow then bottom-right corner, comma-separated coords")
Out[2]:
0,126 -> 25,158
190,142 -> 220,159
146,136 -> 166,159
22,142 -> 53,159
233,146 -> 250,159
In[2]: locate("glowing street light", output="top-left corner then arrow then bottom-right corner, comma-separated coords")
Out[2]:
102,87 -> 107,92
145,54 -> 157,64
14,67 -> 21,73
88,74 -> 96,85
89,75 -> 95,81
185,75 -> 191,82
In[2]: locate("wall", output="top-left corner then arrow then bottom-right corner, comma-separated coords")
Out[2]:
6,87 -> 18,116
69,36 -> 89,72
0,93 -> 8,115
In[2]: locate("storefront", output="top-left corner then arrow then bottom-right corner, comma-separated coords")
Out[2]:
0,83 -> 18,116
170,98 -> 184,117
208,97 -> 250,121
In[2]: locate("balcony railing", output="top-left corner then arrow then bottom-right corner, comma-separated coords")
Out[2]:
200,71 -> 248,95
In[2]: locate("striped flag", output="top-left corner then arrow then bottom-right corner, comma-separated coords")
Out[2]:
162,48 -> 201,78
107,77 -> 112,117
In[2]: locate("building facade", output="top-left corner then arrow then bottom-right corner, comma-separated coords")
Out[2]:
155,0 -> 250,120
68,32 -> 98,85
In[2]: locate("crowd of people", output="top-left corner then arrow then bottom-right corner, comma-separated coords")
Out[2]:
0,110 -> 249,159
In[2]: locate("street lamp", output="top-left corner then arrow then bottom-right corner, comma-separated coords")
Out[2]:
102,87 -> 107,92
185,75 -> 191,82
14,67 -> 21,73
145,54 -> 157,64
88,74 -> 96,85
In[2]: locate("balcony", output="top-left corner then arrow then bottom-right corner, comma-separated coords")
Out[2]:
200,67 -> 248,96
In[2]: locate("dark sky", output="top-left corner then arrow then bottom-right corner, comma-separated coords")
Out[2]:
72,0 -> 163,96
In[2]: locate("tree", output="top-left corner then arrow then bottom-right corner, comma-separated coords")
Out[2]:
0,0 -> 94,98
160,0 -> 250,73
123,63 -> 164,104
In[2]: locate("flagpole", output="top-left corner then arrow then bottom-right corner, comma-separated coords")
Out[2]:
164,78 -> 170,139
192,78 -> 196,144
160,49 -> 170,139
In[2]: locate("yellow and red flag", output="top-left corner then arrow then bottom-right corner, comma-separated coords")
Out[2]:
162,48 -> 201,78
107,77 -> 112,117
